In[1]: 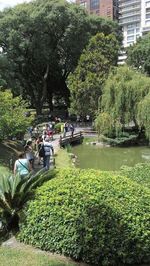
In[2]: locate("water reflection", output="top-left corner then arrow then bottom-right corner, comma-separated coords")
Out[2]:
73,145 -> 150,171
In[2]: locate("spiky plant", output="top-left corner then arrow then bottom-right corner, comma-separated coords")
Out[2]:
0,169 -> 54,232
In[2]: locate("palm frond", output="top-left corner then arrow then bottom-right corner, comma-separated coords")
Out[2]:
0,190 -> 12,213
0,169 -> 55,231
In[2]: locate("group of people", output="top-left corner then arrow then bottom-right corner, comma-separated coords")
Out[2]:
14,135 -> 54,178
13,120 -> 76,178
42,123 -> 54,140
28,122 -> 54,139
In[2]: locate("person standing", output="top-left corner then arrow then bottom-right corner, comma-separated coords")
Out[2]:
69,123 -> 75,137
86,114 -> 90,124
14,152 -> 31,178
36,136 -> 43,165
24,141 -> 35,169
43,137 -> 54,170
63,121 -> 69,137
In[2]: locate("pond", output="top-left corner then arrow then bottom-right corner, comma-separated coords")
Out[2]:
73,144 -> 150,171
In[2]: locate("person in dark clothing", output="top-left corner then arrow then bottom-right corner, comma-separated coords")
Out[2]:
69,123 -> 75,137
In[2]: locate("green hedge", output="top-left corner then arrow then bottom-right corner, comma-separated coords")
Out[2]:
101,135 -> 138,146
19,169 -> 150,265
121,163 -> 150,189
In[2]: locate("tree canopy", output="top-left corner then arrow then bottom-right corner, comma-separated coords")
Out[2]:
127,33 -> 150,75
68,32 -> 120,117
99,66 -> 150,139
0,0 -> 121,114
0,90 -> 33,140
138,92 -> 150,140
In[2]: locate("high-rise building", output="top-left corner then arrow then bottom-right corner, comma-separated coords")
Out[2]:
76,0 -> 119,20
119,0 -> 150,48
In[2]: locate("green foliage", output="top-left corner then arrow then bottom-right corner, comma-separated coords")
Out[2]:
138,92 -> 150,140
100,66 -> 150,138
0,0 -> 121,114
0,169 -> 54,231
83,136 -> 98,144
95,112 -> 113,137
121,163 -> 150,189
68,33 -> 120,117
127,33 -> 150,75
100,134 -> 138,146
55,148 -> 73,169
0,90 -> 33,140
19,168 -> 150,266
54,123 -> 64,133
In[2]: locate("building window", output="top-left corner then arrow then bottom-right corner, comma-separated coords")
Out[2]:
127,29 -> 134,35
145,20 -> 150,25
146,13 -> 150,19
90,0 -> 99,10
146,1 -> 150,7
127,24 -> 134,29
127,35 -> 134,41
146,7 -> 150,13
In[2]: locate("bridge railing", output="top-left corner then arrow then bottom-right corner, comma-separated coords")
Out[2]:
59,132 -> 83,147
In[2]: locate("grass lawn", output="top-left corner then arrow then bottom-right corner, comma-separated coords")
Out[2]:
0,247 -> 81,266
55,148 -> 73,169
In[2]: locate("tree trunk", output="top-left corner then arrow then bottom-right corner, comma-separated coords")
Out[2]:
41,64 -> 49,105
35,102 -> 43,115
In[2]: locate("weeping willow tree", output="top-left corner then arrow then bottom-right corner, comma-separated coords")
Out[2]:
97,66 -> 150,139
95,112 -> 113,139
138,93 -> 150,141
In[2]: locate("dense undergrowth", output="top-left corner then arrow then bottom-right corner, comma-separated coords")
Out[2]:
120,163 -> 150,189
18,168 -> 150,266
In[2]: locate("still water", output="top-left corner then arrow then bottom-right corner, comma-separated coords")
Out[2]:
73,144 -> 150,171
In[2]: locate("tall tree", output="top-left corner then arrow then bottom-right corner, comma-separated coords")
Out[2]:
127,33 -> 150,75
68,32 -> 120,117
0,0 -> 121,114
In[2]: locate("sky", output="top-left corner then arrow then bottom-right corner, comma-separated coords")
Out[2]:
0,0 -> 75,11
0,0 -> 31,10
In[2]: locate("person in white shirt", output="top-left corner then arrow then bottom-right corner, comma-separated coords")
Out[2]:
43,137 -> 54,170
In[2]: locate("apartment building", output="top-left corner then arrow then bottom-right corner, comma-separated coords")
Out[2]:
119,0 -> 150,48
76,0 -> 119,20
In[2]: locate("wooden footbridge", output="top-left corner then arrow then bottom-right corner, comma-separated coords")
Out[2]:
59,132 -> 84,147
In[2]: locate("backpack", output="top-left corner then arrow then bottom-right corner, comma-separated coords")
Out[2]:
39,144 -> 45,158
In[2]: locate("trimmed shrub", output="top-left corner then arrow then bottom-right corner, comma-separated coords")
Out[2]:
101,135 -> 138,146
121,163 -> 150,189
19,169 -> 150,266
